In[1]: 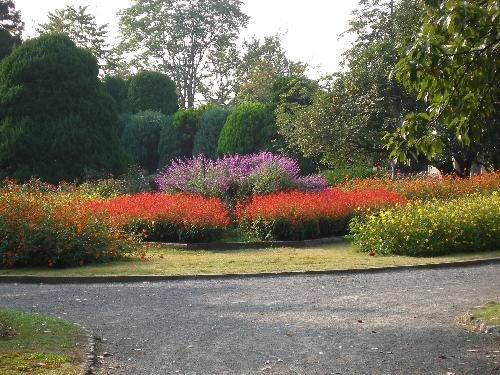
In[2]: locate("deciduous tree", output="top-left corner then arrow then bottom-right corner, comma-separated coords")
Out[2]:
117,0 -> 248,108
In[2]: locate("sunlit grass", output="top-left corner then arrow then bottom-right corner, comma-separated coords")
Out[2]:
471,301 -> 500,325
0,309 -> 88,375
0,240 -> 498,276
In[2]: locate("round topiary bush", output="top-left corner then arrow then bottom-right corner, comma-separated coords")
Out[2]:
217,102 -> 275,155
102,75 -> 128,113
121,110 -> 167,172
193,107 -> 230,158
127,71 -> 178,115
0,33 -> 127,183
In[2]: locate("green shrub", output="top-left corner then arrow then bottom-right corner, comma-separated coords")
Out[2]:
127,71 -> 178,115
322,167 -> 379,186
172,108 -> 202,157
349,193 -> 500,256
157,115 -> 180,169
76,165 -> 153,198
121,110 -> 166,172
102,75 -> 128,113
193,107 -> 230,158
217,102 -> 276,155
0,33 -> 127,183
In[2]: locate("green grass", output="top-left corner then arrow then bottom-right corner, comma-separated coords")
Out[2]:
0,241 -> 498,276
471,301 -> 500,325
0,309 -> 88,375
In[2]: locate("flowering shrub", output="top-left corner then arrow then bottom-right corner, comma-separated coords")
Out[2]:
0,183 -> 135,268
86,193 -> 230,243
338,172 -> 500,201
349,192 -> 500,256
237,188 -> 405,240
155,152 -> 327,198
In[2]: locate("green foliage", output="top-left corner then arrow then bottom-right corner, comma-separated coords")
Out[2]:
117,0 -> 248,108
276,0 -> 424,167
121,111 -> 167,172
322,167 -> 379,186
269,75 -> 318,108
157,115 -> 180,168
245,216 -> 349,242
0,27 -> 14,59
234,35 -> 307,104
102,75 -> 128,113
349,193 -> 500,256
128,71 -> 178,115
172,108 -> 202,156
243,162 -> 298,196
0,33 -> 127,183
217,102 -> 275,155
77,165 -> 153,198
0,1 -> 23,36
192,107 -> 230,158
37,5 -> 112,74
390,0 -> 500,168
0,0 -> 23,60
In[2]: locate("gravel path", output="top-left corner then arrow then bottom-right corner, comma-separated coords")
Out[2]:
1,264 -> 499,374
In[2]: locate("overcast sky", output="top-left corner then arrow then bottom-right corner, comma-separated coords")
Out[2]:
16,0 -> 359,77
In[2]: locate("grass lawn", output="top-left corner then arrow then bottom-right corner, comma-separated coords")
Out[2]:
0,309 -> 88,375
0,240 -> 498,276
471,301 -> 500,325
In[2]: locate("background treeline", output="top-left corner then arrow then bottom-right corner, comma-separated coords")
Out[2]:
0,0 -> 498,183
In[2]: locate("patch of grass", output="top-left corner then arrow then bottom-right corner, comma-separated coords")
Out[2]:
471,301 -> 500,325
0,241 -> 498,276
0,309 -> 88,375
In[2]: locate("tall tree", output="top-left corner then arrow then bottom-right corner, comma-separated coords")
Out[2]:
199,43 -> 240,105
389,0 -> 500,170
117,0 -> 248,108
38,5 -> 112,75
0,0 -> 23,59
276,0 -> 424,167
233,35 -> 306,104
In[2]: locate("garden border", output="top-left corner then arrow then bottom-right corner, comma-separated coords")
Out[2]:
0,257 -> 498,284
144,235 -> 346,250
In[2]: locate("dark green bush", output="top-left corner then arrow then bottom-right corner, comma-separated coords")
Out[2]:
217,102 -> 276,155
157,115 -> 180,169
121,110 -> 166,172
127,71 -> 178,115
193,107 -> 230,158
322,167 -> 379,186
127,220 -> 226,243
0,33 -> 127,183
102,75 -> 128,113
245,216 -> 349,241
172,108 -> 202,157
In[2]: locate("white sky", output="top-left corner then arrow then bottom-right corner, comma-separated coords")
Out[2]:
16,0 -> 358,77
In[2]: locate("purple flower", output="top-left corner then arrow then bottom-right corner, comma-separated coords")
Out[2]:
296,175 -> 329,192
155,152 -> 325,197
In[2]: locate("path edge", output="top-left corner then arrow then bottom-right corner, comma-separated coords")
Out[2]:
0,257 -> 499,284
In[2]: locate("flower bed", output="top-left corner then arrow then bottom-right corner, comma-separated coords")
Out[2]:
156,152 -> 328,198
0,183 -> 135,268
85,193 -> 231,243
236,188 -> 405,241
338,172 -> 500,201
349,192 -> 500,256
